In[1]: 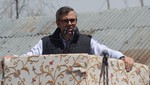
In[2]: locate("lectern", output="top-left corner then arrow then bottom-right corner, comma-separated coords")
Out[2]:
0,54 -> 149,85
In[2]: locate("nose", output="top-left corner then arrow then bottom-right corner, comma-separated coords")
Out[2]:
67,21 -> 72,25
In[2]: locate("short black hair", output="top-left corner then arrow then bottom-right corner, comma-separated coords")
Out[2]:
56,6 -> 76,21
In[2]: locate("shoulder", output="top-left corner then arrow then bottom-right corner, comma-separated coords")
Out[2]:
41,35 -> 52,41
80,34 -> 92,38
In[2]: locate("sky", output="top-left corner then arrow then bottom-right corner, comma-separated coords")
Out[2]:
54,0 -> 150,13
1,0 -> 150,19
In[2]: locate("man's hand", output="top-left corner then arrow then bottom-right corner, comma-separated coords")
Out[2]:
121,56 -> 134,72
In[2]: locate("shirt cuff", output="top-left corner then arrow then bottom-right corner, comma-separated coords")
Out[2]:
119,56 -> 125,59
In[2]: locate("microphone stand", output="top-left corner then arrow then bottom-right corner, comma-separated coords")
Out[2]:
99,53 -> 109,85
62,28 -> 75,53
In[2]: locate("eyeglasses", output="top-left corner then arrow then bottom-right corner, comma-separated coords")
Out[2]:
61,18 -> 77,24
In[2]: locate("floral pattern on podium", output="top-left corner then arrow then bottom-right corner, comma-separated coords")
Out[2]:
0,54 -> 149,85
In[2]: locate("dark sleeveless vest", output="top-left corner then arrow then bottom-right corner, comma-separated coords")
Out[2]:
42,27 -> 91,54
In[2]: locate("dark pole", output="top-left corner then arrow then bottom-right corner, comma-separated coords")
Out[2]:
15,0 -> 19,19
140,0 -> 144,7
106,0 -> 110,9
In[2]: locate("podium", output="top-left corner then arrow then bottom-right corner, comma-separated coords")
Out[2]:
0,54 -> 149,85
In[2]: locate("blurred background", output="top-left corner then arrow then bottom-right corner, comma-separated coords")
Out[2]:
0,0 -> 150,19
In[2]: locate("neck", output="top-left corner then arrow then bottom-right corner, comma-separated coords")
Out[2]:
63,34 -> 73,41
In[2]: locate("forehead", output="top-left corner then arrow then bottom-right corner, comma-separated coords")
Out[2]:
61,11 -> 77,19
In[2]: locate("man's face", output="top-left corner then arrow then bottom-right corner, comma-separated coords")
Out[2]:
57,11 -> 77,36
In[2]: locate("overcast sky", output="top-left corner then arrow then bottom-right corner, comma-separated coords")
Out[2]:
1,0 -> 150,19
54,0 -> 150,13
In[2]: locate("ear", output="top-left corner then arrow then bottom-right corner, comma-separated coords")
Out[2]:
56,20 -> 62,26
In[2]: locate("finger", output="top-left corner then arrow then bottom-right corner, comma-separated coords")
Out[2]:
123,56 -> 134,72
126,68 -> 132,72
125,63 -> 133,72
126,62 -> 133,69
125,65 -> 132,72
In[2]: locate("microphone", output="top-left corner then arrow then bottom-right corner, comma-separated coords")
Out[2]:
102,50 -> 109,58
100,50 -> 109,85
63,28 -> 68,35
62,27 -> 75,41
102,50 -> 109,66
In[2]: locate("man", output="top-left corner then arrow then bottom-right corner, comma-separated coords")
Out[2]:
23,6 -> 134,72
